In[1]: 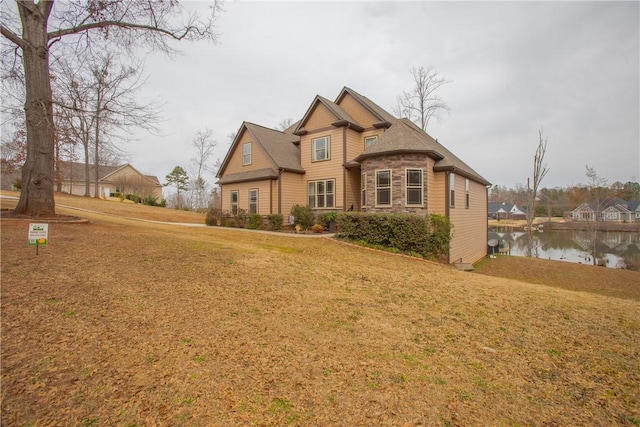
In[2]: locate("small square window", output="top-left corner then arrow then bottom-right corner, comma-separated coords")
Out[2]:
364,135 -> 378,149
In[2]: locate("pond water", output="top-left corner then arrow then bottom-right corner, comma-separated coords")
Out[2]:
488,228 -> 640,270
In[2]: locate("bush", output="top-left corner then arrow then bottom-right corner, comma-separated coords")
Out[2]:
311,224 -> 324,233
205,206 -> 222,226
234,209 -> 248,228
290,204 -> 314,231
143,196 -> 160,206
266,214 -> 284,231
224,219 -> 235,227
125,194 -> 141,204
336,212 -> 452,262
247,214 -> 264,230
316,211 -> 338,229
426,214 -> 453,260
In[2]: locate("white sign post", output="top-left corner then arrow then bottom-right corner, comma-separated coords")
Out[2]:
28,223 -> 49,255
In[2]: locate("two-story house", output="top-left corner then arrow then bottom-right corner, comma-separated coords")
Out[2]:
217,87 -> 491,264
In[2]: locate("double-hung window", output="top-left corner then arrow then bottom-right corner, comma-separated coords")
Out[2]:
308,179 -> 335,208
230,191 -> 239,215
406,169 -> 423,206
465,179 -> 470,209
243,143 -> 252,165
449,173 -> 456,208
376,170 -> 392,207
248,189 -> 258,214
312,136 -> 330,162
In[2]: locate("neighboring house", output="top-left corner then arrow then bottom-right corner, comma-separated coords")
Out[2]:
571,200 -> 640,223
216,86 -> 491,264
56,161 -> 163,201
601,204 -> 631,223
571,202 -> 597,221
488,201 -> 526,220
627,201 -> 640,222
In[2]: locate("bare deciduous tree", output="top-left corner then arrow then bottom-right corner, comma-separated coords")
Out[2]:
525,129 -> 550,235
276,117 -> 294,131
1,0 -> 222,216
55,52 -> 160,197
190,128 -> 217,211
394,66 -> 451,131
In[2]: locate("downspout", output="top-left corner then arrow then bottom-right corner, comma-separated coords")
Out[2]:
485,185 -> 491,257
445,171 -> 451,264
343,126 -> 347,211
277,168 -> 283,215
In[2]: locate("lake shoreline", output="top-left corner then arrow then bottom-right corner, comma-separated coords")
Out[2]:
489,218 -> 640,232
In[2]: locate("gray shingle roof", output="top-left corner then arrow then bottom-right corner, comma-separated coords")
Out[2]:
217,122 -> 304,179
57,161 -> 161,186
244,123 -> 303,173
216,167 -> 279,185
355,118 -> 490,185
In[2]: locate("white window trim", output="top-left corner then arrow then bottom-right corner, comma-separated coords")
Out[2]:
308,179 -> 335,209
248,188 -> 258,214
449,173 -> 456,208
405,168 -> 424,207
311,136 -> 330,162
375,169 -> 392,207
243,142 -> 252,165
465,178 -> 470,209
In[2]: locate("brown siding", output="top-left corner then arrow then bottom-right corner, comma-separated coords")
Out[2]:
221,180 -> 273,215
279,172 -> 306,215
337,93 -> 380,128
344,168 -> 361,211
448,177 -> 488,264
430,172 -> 446,215
300,127 -> 345,210
223,131 -> 274,175
304,103 -> 336,130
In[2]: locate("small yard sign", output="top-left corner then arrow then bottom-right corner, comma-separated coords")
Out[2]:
28,223 -> 49,254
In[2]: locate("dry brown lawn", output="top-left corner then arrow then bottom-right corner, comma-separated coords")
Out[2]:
1,192 -> 639,426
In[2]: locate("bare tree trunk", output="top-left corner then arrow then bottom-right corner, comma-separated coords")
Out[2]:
83,136 -> 90,196
526,130 -> 549,236
14,1 -> 56,216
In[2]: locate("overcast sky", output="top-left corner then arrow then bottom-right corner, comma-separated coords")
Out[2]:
128,1 -> 639,191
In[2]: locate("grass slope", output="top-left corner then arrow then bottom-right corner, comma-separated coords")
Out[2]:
1,192 -> 639,426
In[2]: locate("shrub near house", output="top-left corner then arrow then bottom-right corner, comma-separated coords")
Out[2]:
216,87 -> 490,264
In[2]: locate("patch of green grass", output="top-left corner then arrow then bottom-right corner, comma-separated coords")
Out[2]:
548,348 -> 562,357
269,397 -> 293,413
82,417 -> 99,426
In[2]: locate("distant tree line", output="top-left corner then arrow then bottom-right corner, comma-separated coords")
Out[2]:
490,179 -> 640,217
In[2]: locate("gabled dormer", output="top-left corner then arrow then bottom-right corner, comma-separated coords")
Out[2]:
217,121 -> 302,185
293,96 -> 363,136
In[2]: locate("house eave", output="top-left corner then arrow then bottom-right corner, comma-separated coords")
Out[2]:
354,149 -> 443,163
373,121 -> 393,129
331,120 -> 364,132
